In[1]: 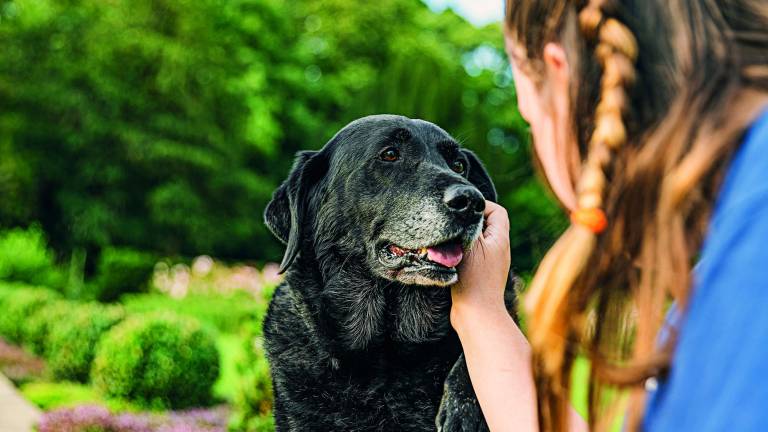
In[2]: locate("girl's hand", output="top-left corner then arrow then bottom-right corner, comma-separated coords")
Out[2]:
452,200 -> 512,327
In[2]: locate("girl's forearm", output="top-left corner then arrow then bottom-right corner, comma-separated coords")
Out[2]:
453,305 -> 538,431
452,306 -> 588,432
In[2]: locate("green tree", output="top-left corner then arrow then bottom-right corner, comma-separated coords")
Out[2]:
0,0 -> 286,260
0,0 -> 564,275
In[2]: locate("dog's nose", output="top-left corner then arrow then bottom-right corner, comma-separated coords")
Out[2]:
443,185 -> 485,216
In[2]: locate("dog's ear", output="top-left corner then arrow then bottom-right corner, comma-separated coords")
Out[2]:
264,150 -> 327,273
462,149 -> 497,202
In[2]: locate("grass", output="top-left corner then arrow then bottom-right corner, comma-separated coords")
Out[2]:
213,333 -> 244,402
20,381 -> 137,412
21,381 -> 99,410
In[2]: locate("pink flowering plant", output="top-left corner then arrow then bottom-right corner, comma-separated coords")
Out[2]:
37,405 -> 229,432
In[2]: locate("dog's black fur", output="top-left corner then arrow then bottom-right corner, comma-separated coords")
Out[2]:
263,115 -> 514,431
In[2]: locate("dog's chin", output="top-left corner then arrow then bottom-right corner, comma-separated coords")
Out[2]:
372,261 -> 459,287
394,263 -> 459,287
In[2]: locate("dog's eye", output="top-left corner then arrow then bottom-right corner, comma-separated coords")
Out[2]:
380,148 -> 400,162
451,159 -> 466,174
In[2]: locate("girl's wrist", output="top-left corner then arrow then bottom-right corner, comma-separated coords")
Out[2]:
451,302 -> 531,364
450,299 -> 513,337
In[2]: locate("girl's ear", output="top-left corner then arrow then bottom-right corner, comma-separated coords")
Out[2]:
541,41 -> 579,211
542,42 -> 570,89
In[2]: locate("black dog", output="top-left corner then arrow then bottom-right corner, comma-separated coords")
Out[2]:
263,115 -> 513,431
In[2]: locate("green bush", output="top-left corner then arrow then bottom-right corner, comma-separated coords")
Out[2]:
122,291 -> 258,334
0,226 -> 63,289
89,247 -> 156,302
21,300 -> 75,357
0,286 -> 61,344
47,303 -> 125,382
92,313 -> 220,409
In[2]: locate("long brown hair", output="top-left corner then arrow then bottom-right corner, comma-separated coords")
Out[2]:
504,0 -> 768,430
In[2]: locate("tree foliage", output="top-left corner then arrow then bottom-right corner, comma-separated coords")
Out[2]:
0,0 -> 564,273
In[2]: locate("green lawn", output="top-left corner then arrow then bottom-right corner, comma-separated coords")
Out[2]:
213,333 -> 244,402
21,381 -> 137,412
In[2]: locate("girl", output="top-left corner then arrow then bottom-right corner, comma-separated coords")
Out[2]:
453,0 -> 768,430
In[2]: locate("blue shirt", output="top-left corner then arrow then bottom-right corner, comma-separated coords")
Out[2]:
644,108 -> 768,431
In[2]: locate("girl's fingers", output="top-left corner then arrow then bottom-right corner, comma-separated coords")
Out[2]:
482,201 -> 510,240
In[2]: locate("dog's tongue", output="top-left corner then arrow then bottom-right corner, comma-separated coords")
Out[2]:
426,243 -> 464,268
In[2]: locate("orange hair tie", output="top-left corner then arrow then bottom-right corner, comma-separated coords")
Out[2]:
571,208 -> 608,233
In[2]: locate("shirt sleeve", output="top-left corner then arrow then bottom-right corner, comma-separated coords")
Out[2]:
644,190 -> 768,431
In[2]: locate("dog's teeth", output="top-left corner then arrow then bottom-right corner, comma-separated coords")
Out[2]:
390,245 -> 406,257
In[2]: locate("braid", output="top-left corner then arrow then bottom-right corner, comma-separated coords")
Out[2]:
580,16 -> 637,209
524,2 -> 638,430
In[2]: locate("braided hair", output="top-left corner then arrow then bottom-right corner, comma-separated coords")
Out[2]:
505,0 -> 768,430
523,3 -> 638,430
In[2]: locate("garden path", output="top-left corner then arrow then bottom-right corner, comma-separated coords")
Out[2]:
0,373 -> 39,432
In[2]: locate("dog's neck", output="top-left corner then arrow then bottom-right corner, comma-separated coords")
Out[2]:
284,248 -> 455,357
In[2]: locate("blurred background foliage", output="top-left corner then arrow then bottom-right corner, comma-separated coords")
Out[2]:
0,0 -> 565,276
0,1 -> 577,429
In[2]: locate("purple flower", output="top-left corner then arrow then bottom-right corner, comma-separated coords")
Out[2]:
37,405 -> 229,432
38,405 -> 112,432
112,412 -> 153,432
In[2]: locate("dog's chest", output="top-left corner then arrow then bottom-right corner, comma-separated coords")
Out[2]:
312,350 -> 457,430
264,280 -> 462,430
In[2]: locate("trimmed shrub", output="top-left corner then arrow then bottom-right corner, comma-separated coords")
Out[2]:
0,226 -> 63,288
89,247 -> 156,302
22,300 -> 74,357
0,287 -> 61,343
47,303 -> 125,382
92,313 -> 219,409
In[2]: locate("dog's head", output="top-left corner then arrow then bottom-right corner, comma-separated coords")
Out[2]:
265,115 -> 496,287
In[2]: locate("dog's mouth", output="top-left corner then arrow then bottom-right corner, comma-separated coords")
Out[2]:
376,235 -> 473,287
386,241 -> 464,269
